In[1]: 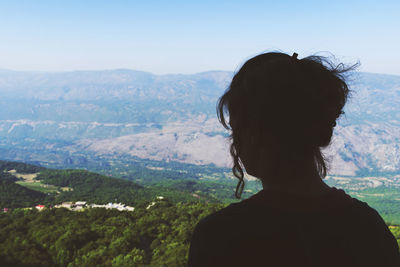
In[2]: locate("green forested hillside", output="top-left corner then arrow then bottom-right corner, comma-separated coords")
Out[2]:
1,204 -> 399,267
0,172 -> 47,208
0,160 -> 44,173
0,161 -> 219,209
37,169 -> 218,205
0,202 -> 224,267
1,160 -> 400,267
37,169 -> 151,206
2,160 -> 400,224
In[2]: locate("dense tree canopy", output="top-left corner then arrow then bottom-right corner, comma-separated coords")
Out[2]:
0,172 -> 47,209
0,160 -> 44,173
1,160 -> 400,266
0,202 -> 224,267
1,203 -> 399,267
1,166 -> 218,209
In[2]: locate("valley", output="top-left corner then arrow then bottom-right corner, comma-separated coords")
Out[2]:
1,70 -> 400,180
1,69 -> 400,266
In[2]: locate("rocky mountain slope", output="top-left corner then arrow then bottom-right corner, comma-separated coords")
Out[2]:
1,69 -> 400,177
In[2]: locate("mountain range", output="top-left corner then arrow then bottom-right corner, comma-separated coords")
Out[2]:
1,69 -> 400,178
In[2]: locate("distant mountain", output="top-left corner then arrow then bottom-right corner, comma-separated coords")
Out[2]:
1,70 -> 400,178
0,69 -> 231,122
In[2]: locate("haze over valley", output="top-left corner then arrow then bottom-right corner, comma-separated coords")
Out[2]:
1,69 -> 400,186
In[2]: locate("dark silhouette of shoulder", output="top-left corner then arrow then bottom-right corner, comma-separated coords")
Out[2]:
188,189 -> 400,267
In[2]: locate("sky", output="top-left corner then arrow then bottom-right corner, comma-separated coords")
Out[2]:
1,0 -> 399,75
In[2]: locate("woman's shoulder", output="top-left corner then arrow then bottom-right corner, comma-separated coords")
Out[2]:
190,191 -> 400,267
195,188 -> 392,231
194,202 -> 245,229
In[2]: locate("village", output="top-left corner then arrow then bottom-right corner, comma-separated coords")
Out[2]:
2,196 -> 165,213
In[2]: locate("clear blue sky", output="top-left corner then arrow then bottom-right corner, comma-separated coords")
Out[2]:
1,0 -> 399,75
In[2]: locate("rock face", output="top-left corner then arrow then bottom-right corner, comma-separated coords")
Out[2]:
325,123 -> 400,176
75,119 -> 232,168
1,69 -> 400,176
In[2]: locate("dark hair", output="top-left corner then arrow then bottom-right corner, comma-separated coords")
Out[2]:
217,52 -> 358,199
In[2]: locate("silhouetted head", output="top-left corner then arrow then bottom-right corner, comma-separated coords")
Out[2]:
217,52 -> 357,198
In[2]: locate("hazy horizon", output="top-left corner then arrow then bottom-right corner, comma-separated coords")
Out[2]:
1,67 -> 400,78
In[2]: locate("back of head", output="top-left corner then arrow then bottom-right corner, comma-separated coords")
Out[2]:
217,52 -> 357,198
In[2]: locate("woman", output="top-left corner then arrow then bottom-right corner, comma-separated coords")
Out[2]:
187,52 -> 400,267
